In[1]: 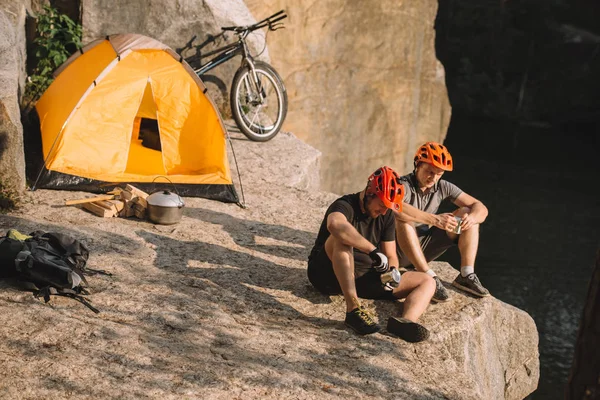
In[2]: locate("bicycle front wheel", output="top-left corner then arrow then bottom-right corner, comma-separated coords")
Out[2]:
230,61 -> 288,142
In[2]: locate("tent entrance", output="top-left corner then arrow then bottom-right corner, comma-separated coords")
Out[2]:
124,81 -> 166,175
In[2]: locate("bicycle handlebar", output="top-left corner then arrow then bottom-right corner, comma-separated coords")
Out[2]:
221,9 -> 287,34
177,9 -> 286,55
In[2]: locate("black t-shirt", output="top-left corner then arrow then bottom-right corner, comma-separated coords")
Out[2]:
309,193 -> 396,277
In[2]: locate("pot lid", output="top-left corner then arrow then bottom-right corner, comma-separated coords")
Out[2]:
147,190 -> 185,208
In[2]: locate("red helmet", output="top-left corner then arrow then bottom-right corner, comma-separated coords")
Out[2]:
414,142 -> 453,171
366,166 -> 404,211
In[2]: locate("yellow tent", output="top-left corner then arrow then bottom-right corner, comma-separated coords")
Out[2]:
34,34 -> 238,202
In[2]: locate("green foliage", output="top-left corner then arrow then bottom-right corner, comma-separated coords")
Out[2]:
0,179 -> 20,211
24,5 -> 82,104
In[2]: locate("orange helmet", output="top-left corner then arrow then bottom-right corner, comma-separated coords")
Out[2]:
366,166 -> 404,211
413,142 -> 453,171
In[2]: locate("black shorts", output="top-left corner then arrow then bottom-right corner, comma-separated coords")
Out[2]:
307,248 -> 396,300
397,226 -> 457,268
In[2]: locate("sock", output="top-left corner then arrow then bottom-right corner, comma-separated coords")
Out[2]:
461,266 -> 474,277
426,269 -> 437,278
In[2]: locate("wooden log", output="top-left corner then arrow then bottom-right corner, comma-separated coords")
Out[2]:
132,195 -> 148,208
65,194 -> 115,206
119,190 -> 134,201
82,202 -> 116,217
96,200 -> 124,214
124,184 -> 149,199
133,207 -> 146,219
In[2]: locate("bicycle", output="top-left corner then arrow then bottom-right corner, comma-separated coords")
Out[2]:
177,10 -> 289,142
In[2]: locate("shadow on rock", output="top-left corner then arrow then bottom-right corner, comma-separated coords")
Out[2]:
185,207 -> 314,261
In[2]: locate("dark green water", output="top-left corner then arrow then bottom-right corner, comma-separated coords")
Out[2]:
438,115 -> 600,399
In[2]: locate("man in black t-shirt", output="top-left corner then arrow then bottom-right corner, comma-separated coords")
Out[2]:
308,167 -> 435,342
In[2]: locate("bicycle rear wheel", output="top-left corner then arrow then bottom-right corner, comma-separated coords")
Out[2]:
230,61 -> 288,142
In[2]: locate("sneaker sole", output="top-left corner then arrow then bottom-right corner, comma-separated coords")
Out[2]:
386,317 -> 429,342
430,295 -> 450,303
344,321 -> 381,335
452,281 -> 491,297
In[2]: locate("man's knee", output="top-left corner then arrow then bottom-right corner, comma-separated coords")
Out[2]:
324,235 -> 353,260
396,219 -> 418,234
453,207 -> 471,218
422,274 -> 436,295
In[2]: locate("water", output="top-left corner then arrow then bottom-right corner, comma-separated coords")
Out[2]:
438,115 -> 600,399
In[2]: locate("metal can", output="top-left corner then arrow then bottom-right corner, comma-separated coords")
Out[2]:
380,268 -> 401,290
454,216 -> 462,234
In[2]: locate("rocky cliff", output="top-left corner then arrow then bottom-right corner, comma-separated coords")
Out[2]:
0,1 -> 28,192
246,0 -> 451,194
0,130 -> 538,399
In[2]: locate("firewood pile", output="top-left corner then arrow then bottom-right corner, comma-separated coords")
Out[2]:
65,184 -> 149,219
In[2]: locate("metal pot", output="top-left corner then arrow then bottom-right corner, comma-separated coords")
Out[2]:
146,190 -> 185,225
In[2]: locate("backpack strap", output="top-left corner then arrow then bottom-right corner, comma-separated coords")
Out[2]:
34,286 -> 100,314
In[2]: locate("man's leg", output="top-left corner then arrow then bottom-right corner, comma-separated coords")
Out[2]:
324,235 -> 380,334
324,235 -> 359,312
392,271 -> 435,321
385,271 -> 435,342
396,220 -> 451,302
395,220 -> 430,272
451,207 -> 490,297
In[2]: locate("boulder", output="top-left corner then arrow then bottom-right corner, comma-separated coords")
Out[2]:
246,0 -> 452,194
227,129 -> 321,193
81,0 -> 269,116
0,5 -> 27,193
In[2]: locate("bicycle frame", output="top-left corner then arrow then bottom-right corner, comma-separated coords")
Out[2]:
190,32 -> 265,104
191,32 -> 254,76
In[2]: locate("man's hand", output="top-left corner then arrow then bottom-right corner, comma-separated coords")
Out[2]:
458,213 -> 475,231
369,249 -> 389,273
433,213 -> 460,232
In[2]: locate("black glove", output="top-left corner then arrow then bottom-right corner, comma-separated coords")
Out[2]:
369,249 -> 389,273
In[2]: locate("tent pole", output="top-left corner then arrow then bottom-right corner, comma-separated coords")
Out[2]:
227,134 -> 246,208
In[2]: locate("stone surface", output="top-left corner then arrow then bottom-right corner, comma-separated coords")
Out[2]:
0,5 -> 27,192
81,0 -> 269,116
0,127 -> 538,400
246,0 -> 451,194
226,122 -> 321,194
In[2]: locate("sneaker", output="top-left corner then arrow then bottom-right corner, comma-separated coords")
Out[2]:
387,317 -> 430,342
452,273 -> 490,297
431,276 -> 450,303
345,307 -> 381,335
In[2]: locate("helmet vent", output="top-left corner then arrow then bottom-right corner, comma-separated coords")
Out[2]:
433,155 -> 440,162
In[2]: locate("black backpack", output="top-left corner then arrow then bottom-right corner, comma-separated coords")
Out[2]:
0,230 -> 108,313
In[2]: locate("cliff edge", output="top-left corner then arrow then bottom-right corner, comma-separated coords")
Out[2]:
0,130 -> 539,399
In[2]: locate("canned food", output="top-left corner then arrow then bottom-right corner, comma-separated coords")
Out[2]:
380,268 -> 401,290
454,216 -> 462,234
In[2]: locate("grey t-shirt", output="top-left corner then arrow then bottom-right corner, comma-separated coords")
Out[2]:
400,172 -> 463,236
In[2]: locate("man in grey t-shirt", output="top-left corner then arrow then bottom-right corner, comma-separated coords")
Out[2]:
394,142 -> 491,302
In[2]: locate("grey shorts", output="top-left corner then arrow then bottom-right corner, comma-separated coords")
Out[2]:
396,227 -> 457,268
307,249 -> 396,300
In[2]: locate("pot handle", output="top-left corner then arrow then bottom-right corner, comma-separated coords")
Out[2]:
152,176 -> 183,203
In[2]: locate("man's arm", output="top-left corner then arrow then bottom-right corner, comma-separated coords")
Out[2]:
327,212 -> 377,254
393,203 -> 455,231
453,192 -> 488,230
380,240 -> 399,268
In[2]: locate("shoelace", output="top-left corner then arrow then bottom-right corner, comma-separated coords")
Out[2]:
357,307 -> 376,326
468,274 -> 481,284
